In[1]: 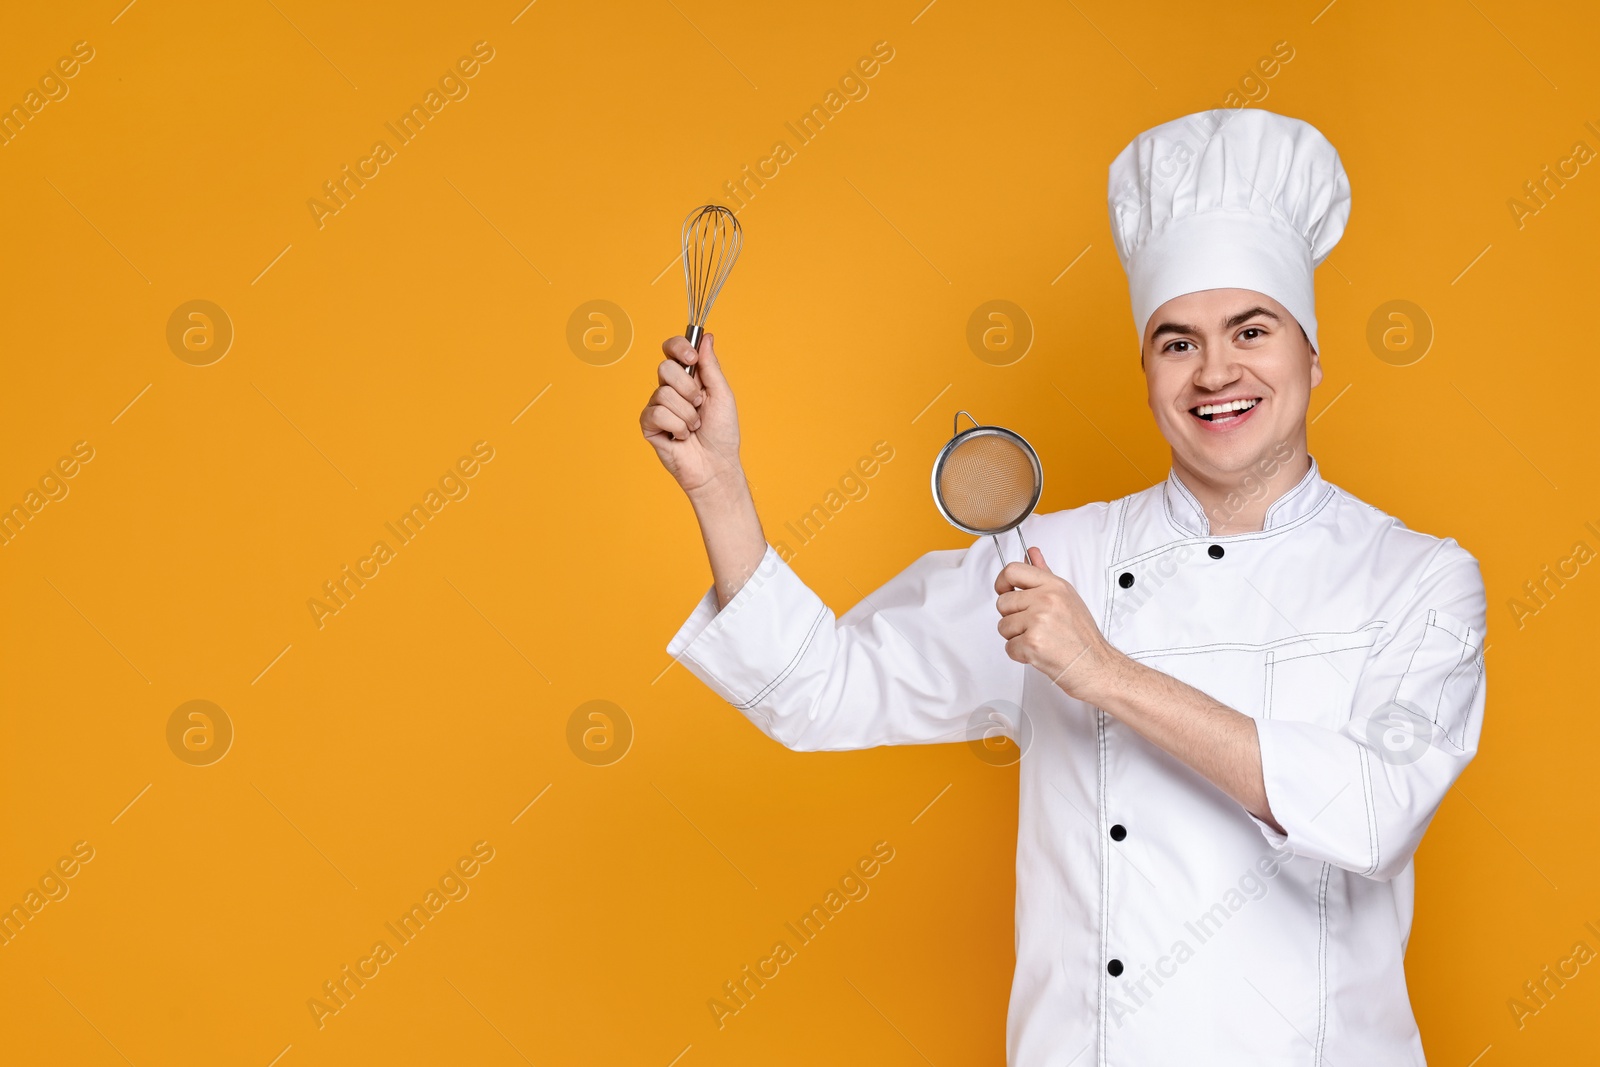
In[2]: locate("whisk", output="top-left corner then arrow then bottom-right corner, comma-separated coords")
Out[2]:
677,204 -> 743,377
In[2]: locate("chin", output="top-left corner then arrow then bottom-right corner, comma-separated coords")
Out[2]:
1175,426 -> 1277,476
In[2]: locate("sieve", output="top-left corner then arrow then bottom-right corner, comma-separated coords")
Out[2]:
931,411 -> 1043,568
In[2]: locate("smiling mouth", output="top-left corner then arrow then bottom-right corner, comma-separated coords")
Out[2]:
1189,397 -> 1261,423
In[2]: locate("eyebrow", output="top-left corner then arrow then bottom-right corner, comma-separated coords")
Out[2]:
1149,320 -> 1199,341
1224,305 -> 1281,329
1149,305 -> 1281,342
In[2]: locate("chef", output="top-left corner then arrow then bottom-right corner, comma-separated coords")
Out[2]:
641,107 -> 1487,1066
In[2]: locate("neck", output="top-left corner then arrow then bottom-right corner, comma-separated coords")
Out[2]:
1171,441 -> 1311,535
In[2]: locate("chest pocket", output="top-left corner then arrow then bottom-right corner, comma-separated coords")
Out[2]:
1128,645 -> 1272,719
1127,628 -> 1382,728
1264,628 -> 1382,727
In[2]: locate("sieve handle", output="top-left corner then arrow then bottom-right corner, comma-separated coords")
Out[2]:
991,525 -> 1032,571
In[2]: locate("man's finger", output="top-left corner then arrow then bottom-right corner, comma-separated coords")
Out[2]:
657,356 -> 705,405
650,384 -> 700,431
641,402 -> 691,443
696,332 -> 721,382
994,560 -> 1050,594
662,335 -> 696,366
995,589 -> 1032,616
997,612 -> 1028,640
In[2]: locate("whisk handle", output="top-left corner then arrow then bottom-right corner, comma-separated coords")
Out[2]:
677,324 -> 703,377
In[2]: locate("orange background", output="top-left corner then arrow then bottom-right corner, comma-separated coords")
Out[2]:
1,1 -> 1596,1064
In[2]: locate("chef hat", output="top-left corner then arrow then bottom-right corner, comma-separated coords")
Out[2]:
1106,108 -> 1351,354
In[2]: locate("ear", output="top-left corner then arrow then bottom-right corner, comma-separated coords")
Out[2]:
1308,337 -> 1323,388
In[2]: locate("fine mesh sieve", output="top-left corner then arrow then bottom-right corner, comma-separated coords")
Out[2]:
931,411 -> 1043,567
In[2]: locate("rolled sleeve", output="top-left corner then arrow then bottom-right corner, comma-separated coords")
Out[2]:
664,536 -> 1023,752
1252,542 -> 1488,880
666,544 -> 831,731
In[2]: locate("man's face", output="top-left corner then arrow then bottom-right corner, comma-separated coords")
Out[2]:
1141,288 -> 1320,481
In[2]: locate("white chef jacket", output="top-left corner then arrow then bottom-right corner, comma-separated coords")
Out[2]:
666,457 -> 1487,1066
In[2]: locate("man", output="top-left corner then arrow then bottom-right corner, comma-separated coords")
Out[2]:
640,108 -> 1486,1066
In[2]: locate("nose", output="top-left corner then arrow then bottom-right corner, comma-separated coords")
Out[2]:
1192,343 -> 1241,393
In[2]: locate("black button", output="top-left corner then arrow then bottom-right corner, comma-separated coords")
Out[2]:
1109,824 -> 1126,841
1117,572 -> 1134,589
1208,544 -> 1224,559
1107,959 -> 1124,977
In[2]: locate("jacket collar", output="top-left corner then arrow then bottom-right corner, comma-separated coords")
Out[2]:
1163,455 -> 1328,537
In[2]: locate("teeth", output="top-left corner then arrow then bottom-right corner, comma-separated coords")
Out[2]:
1195,398 -> 1259,416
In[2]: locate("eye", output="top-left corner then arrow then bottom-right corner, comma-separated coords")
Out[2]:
1163,339 -> 1196,353
1238,326 -> 1266,341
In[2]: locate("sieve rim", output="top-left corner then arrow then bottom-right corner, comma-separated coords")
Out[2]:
930,423 -> 1043,537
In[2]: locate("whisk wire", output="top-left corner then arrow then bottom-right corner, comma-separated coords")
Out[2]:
681,205 -> 743,361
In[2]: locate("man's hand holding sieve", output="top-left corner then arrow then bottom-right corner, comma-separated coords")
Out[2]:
995,547 -> 1120,699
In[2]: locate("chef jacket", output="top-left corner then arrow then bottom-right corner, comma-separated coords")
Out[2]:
665,456 -> 1487,1066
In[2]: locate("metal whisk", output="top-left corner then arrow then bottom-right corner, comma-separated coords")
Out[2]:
678,204 -> 743,377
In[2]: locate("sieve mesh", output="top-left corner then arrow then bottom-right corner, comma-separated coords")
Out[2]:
937,433 -> 1039,533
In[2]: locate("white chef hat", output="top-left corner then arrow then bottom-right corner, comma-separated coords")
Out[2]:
1106,108 -> 1351,354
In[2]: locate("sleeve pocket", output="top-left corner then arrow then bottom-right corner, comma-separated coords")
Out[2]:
1392,608 -> 1484,750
